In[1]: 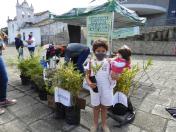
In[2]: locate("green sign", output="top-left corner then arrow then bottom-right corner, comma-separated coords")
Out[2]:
87,13 -> 113,52
113,26 -> 140,39
87,13 -> 112,36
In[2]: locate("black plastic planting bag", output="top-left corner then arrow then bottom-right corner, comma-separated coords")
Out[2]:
165,107 -> 176,118
111,96 -> 134,116
112,103 -> 128,115
20,75 -> 30,85
38,89 -> 47,101
109,97 -> 135,127
113,112 -> 136,127
75,97 -> 86,109
55,103 -> 65,119
65,106 -> 81,125
89,76 -> 98,93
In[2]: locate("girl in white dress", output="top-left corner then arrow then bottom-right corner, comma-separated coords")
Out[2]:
85,39 -> 115,132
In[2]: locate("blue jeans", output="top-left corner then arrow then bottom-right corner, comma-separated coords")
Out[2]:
0,56 -> 8,101
76,48 -> 90,74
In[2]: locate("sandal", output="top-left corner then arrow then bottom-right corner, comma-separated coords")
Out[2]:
102,126 -> 110,132
90,126 -> 97,132
0,99 -> 17,107
0,108 -> 5,115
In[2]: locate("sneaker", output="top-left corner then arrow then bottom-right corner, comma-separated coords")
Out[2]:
90,126 -> 97,132
102,126 -> 110,132
0,108 -> 5,115
0,99 -> 17,107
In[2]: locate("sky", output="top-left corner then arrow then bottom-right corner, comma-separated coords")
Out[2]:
0,0 -> 107,28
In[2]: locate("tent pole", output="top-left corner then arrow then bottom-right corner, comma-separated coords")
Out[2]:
110,11 -> 114,56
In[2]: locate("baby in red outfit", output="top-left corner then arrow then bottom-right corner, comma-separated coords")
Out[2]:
111,45 -> 131,79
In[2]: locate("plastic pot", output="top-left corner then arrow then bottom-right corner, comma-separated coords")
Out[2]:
20,75 -> 30,85
65,106 -> 80,125
38,89 -> 47,101
55,103 -> 65,119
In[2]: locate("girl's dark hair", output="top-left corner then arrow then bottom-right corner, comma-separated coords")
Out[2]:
92,39 -> 108,52
118,47 -> 131,61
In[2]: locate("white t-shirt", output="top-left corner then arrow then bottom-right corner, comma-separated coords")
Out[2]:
27,37 -> 36,48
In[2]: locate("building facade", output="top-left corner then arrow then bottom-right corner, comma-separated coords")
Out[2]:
114,0 -> 176,56
7,0 -> 67,45
122,0 -> 176,26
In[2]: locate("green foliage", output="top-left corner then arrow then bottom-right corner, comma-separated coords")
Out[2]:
26,55 -> 43,80
44,69 -> 57,95
33,74 -> 45,90
143,57 -> 153,70
17,58 -> 31,77
55,62 -> 83,97
114,64 -> 140,95
45,82 -> 55,95
114,58 -> 153,95
17,55 -> 44,89
91,62 -> 103,75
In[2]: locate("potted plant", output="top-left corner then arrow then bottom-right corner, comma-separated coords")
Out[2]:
17,58 -> 31,85
114,64 -> 140,95
111,58 -> 153,115
114,58 -> 153,95
26,55 -> 47,100
56,62 -> 83,125
44,69 -> 57,108
26,56 -> 42,90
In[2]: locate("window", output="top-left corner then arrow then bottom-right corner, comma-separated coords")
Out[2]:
23,32 -> 25,40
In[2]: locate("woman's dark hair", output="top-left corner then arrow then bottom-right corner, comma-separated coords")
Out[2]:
118,47 -> 131,62
92,39 -> 108,52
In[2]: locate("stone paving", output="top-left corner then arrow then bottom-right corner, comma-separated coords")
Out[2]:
0,46 -> 176,132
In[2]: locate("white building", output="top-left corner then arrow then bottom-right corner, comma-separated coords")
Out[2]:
8,0 -> 67,45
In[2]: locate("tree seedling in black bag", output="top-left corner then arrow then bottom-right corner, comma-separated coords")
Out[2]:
89,76 -> 98,93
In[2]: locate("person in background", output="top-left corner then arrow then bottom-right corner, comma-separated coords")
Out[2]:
0,35 -> 17,111
26,33 -> 35,57
15,34 -> 24,59
55,43 -> 90,74
2,33 -> 8,45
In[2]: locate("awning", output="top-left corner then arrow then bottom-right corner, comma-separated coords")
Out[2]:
123,4 -> 167,15
49,0 -> 146,28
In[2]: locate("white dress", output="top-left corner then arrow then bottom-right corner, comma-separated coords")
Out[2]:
86,59 -> 116,107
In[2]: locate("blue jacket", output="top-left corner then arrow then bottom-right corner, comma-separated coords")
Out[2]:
15,38 -> 23,49
64,43 -> 89,62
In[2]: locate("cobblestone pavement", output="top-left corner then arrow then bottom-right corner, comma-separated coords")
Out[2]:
0,46 -> 176,132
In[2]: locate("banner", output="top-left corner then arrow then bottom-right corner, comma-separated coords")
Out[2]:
87,13 -> 113,52
113,26 -> 140,39
55,87 -> 72,106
